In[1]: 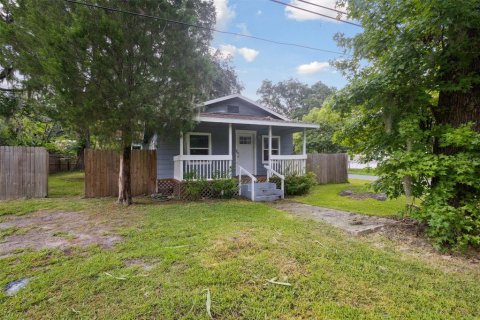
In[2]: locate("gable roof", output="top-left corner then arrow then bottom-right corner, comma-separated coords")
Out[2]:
200,94 -> 290,121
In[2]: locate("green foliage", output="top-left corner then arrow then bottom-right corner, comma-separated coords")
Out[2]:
183,178 -> 238,200
294,99 -> 347,153
332,0 -> 480,249
256,79 -> 335,119
273,172 -> 316,196
1,0 -> 223,147
182,179 -> 207,201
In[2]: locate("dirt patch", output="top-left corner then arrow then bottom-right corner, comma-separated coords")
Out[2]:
365,218 -> 480,271
0,211 -> 126,257
338,189 -> 387,201
124,258 -> 157,271
273,202 -> 394,236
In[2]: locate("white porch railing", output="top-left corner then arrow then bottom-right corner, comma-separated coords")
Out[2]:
173,155 -> 232,180
270,155 -> 307,176
238,165 -> 257,201
265,165 -> 285,199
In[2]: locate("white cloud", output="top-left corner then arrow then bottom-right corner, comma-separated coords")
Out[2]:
296,61 -> 330,75
218,44 -> 237,59
236,23 -> 251,36
237,47 -> 259,62
285,0 -> 348,22
213,0 -> 235,28
256,10 -> 262,15
216,44 -> 259,62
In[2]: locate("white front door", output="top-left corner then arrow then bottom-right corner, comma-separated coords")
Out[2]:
236,132 -> 255,174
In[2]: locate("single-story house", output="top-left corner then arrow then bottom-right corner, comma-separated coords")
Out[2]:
148,94 -> 319,201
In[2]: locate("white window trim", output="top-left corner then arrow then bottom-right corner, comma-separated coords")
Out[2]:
261,135 -> 281,164
186,132 -> 212,155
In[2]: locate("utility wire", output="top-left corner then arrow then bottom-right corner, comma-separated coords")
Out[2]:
296,0 -> 348,15
269,0 -> 361,27
64,0 -> 349,55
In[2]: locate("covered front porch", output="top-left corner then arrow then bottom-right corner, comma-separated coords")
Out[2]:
173,121 -> 314,182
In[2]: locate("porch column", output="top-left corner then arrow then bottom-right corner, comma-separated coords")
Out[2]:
179,132 -> 184,180
302,128 -> 307,175
303,128 -> 307,155
268,126 -> 272,173
228,123 -> 232,177
179,132 -> 184,156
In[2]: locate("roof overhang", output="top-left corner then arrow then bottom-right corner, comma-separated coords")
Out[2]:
196,115 -> 319,129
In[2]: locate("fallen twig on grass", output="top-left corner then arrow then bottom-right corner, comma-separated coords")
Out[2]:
267,278 -> 292,286
204,288 -> 213,319
104,272 -> 127,280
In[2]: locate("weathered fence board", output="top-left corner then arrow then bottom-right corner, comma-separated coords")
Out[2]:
0,146 -> 49,200
84,149 -> 156,198
49,154 -> 78,173
307,153 -> 348,184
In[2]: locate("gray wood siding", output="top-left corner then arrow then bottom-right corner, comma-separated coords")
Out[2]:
156,136 -> 179,179
156,124 -> 297,179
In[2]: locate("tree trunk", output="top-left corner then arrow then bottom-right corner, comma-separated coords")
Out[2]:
432,79 -> 480,207
117,145 -> 132,205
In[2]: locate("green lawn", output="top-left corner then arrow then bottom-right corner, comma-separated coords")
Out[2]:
294,179 -> 407,217
347,168 -> 378,175
0,173 -> 479,319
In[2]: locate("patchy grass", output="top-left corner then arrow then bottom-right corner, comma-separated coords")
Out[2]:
348,168 -> 378,175
0,227 -> 19,240
0,173 -> 479,319
293,179 -> 407,217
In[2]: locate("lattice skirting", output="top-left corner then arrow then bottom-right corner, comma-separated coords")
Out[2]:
156,176 -> 269,201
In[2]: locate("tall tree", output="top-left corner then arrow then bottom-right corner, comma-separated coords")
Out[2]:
257,79 -> 335,119
2,0 -> 220,204
295,98 -> 346,154
333,0 -> 480,249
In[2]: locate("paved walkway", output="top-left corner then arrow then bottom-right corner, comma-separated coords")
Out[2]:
349,174 -> 378,181
273,202 -> 395,236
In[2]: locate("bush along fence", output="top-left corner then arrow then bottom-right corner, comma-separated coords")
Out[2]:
0,146 -> 49,200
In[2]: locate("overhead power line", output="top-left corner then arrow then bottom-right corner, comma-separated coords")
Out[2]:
297,0 -> 348,15
64,0 -> 349,55
269,0 -> 361,27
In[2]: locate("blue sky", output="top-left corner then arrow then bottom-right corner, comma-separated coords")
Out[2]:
210,0 -> 361,98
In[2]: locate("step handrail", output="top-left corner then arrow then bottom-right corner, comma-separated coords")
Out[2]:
238,166 -> 257,201
264,165 -> 285,199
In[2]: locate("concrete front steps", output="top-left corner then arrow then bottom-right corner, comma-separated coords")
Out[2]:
240,182 -> 283,202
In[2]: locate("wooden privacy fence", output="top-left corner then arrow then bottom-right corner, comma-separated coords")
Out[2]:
84,149 -> 156,198
49,154 -> 78,173
307,153 -> 348,184
0,146 -> 49,200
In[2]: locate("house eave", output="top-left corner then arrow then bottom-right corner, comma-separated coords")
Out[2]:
196,115 -> 320,129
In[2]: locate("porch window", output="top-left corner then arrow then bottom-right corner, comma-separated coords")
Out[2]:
262,136 -> 280,163
186,133 -> 211,155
